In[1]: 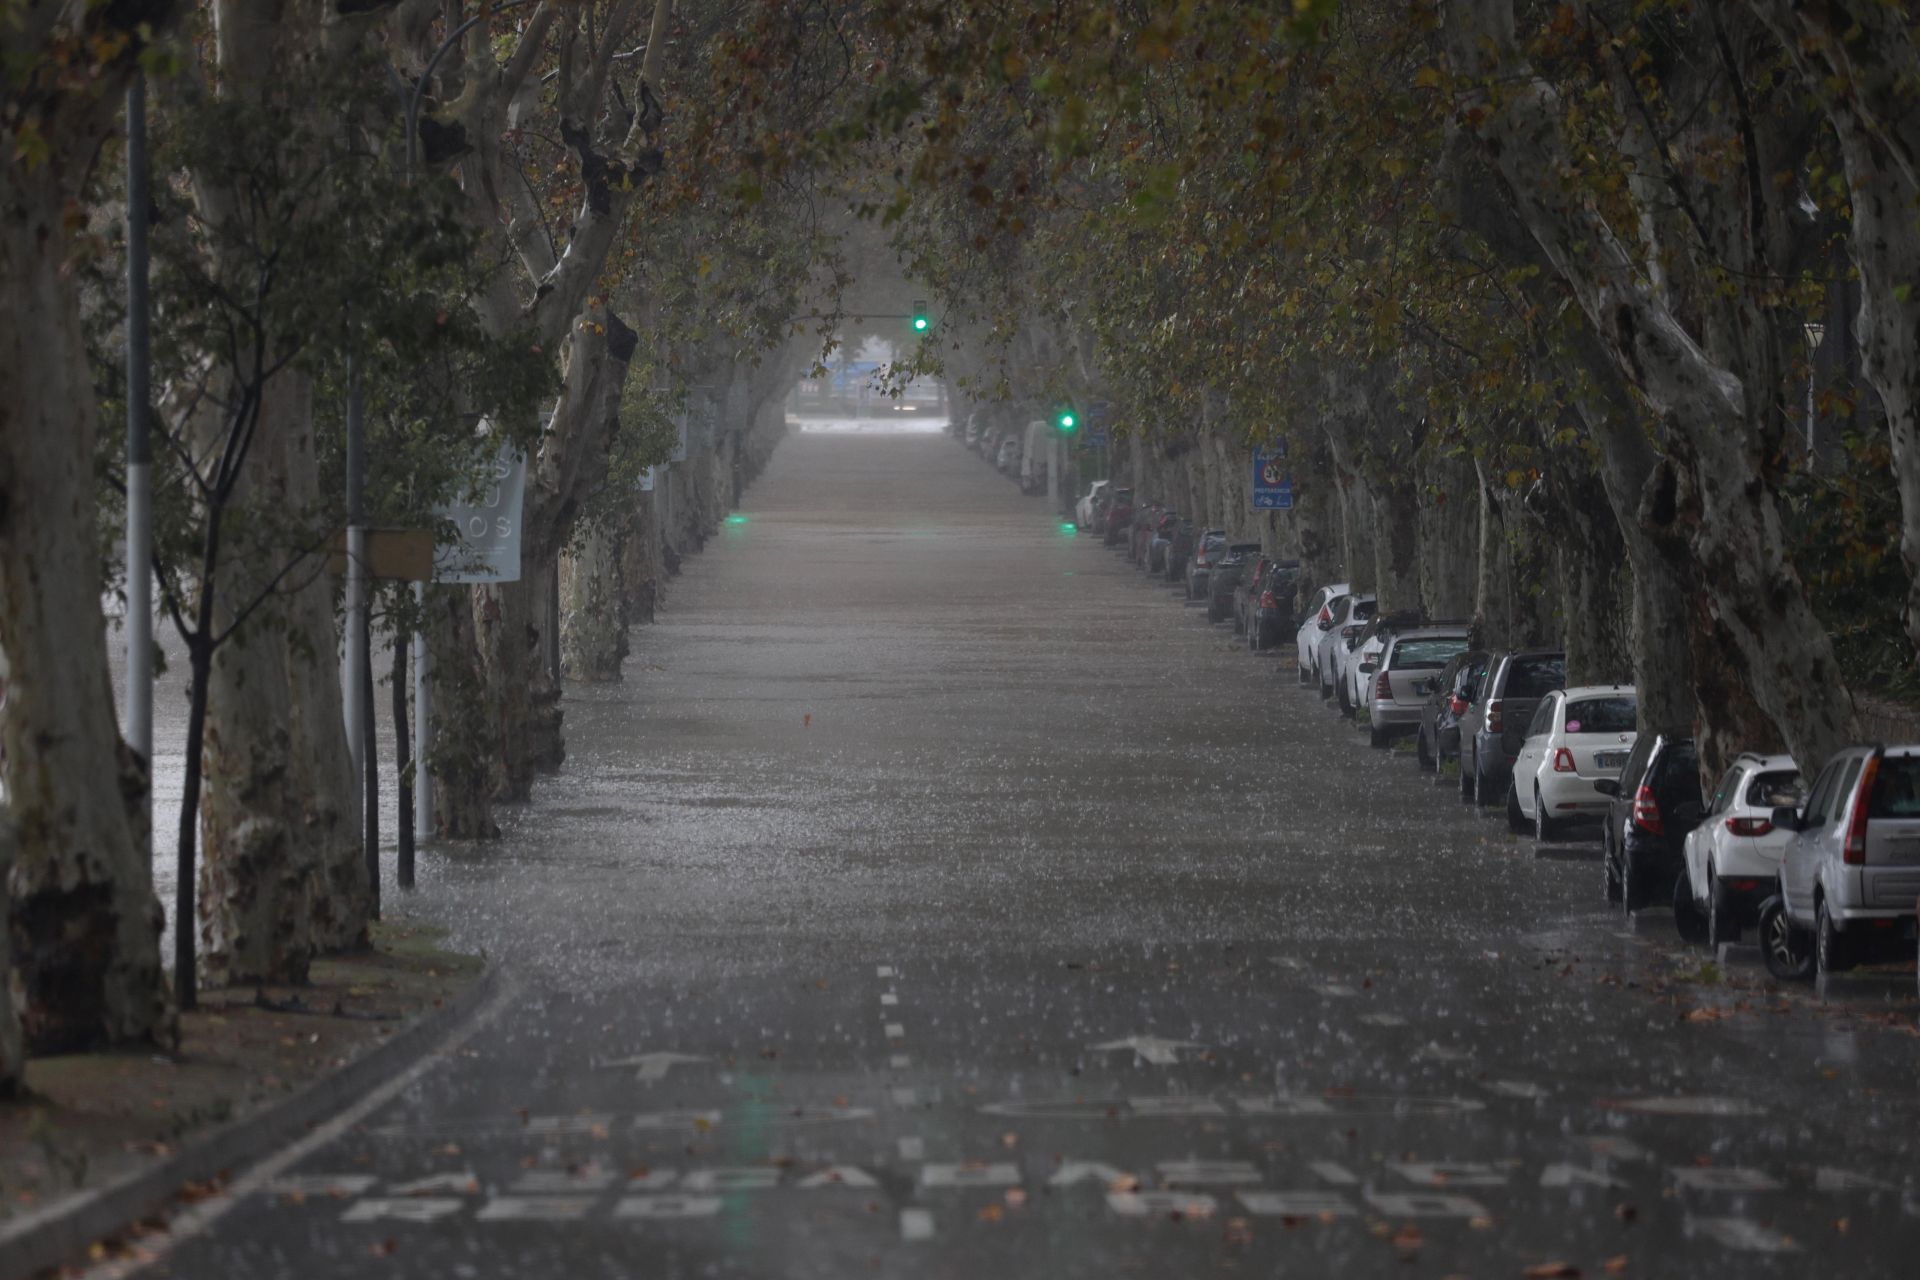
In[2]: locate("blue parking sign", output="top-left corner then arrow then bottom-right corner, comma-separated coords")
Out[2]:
1252,446 -> 1293,510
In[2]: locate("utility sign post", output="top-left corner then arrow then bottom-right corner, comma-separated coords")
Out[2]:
1252,443 -> 1293,510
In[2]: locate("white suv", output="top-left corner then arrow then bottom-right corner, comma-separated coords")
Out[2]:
1775,744 -> 1920,979
1677,753 -> 1804,950
1506,686 -> 1638,841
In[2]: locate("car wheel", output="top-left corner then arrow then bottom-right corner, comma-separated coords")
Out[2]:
1416,731 -> 1433,772
1673,875 -> 1709,945
1603,834 -> 1623,905
1505,784 -> 1529,834
1707,873 -> 1738,949
1534,787 -> 1561,842
1760,897 -> 1814,981
1815,897 -> 1852,977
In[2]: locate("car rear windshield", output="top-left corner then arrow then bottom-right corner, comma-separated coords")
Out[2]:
1352,600 -> 1378,621
1563,696 -> 1636,735
1502,655 -> 1566,699
1654,741 -> 1701,791
1868,756 -> 1920,818
1390,638 -> 1470,670
1745,769 -> 1804,809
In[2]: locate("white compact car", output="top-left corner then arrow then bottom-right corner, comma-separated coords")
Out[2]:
1507,685 -> 1638,840
1294,583 -> 1351,683
1075,480 -> 1109,529
1317,594 -> 1376,698
1677,752 -> 1803,950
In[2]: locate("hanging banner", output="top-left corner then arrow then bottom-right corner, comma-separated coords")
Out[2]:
1252,443 -> 1293,510
432,445 -> 526,582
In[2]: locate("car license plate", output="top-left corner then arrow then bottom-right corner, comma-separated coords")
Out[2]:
1595,751 -> 1627,770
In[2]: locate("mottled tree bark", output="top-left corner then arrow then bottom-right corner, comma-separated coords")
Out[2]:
562,524 -> 629,681
1417,448 -> 1478,620
1,156 -> 169,1054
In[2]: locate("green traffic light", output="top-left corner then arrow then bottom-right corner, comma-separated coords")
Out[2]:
912,315 -> 929,332
1058,412 -> 1076,431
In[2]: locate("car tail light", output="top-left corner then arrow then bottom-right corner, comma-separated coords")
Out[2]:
1317,605 -> 1331,624
1552,747 -> 1575,773
1375,671 -> 1392,700
1843,753 -> 1880,865
1485,699 -> 1503,733
1631,784 -> 1664,835
1726,815 -> 1773,837
1447,694 -> 1468,716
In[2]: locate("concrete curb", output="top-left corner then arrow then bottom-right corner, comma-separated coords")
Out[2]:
0,963 -> 502,1280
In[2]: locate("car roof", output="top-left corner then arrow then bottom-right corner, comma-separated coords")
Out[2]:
1732,751 -> 1798,771
1561,684 -> 1635,700
1391,626 -> 1472,641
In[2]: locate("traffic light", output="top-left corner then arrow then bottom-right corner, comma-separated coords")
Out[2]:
1055,406 -> 1077,432
911,299 -> 929,333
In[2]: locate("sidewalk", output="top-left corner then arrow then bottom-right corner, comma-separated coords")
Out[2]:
0,917 -> 489,1278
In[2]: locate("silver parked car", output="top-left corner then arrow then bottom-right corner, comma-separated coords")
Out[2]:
1365,627 -> 1471,749
1773,744 -> 1920,980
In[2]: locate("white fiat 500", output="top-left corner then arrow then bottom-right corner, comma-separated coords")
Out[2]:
1508,686 -> 1639,840
1678,752 -> 1803,950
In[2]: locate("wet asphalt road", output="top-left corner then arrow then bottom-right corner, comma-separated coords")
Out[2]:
130,421 -> 1919,1278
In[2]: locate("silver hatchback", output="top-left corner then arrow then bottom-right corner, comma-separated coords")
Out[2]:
1775,744 -> 1920,979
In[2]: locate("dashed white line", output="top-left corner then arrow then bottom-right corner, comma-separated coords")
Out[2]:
890,1053 -> 911,1069
891,1087 -> 920,1107
897,1136 -> 925,1160
877,965 -> 895,979
880,992 -> 899,1006
899,1207 -> 935,1241
885,1022 -> 906,1039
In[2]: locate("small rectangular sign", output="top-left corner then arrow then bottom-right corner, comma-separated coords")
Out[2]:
1252,445 -> 1293,510
433,444 -> 526,583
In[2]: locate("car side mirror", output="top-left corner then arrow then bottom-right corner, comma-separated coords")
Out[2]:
1358,661 -> 1377,674
1593,778 -> 1620,798
1672,800 -> 1705,827
1771,805 -> 1803,833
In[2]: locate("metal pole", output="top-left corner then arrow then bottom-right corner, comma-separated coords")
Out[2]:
413,580 -> 432,840
1048,436 -> 1060,505
344,353 -> 368,826
125,75 -> 153,803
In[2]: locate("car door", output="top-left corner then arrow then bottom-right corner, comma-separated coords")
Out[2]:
1783,759 -> 1844,920
1692,764 -> 1744,901
1513,695 -> 1558,813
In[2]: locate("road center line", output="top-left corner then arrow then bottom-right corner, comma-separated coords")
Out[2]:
899,1207 -> 935,1241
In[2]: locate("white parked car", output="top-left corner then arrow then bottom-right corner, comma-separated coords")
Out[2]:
1365,627 -> 1472,748
1316,594 -> 1376,699
1507,685 -> 1639,841
1294,583 -> 1351,684
1075,480 -> 1109,529
995,435 -> 1021,472
1676,752 -> 1804,950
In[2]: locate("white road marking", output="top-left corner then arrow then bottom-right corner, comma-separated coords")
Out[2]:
1047,1160 -> 1131,1188
1670,1167 -> 1783,1193
899,1207 -> 935,1241
890,1054 -> 912,1069
1088,1034 -> 1204,1065
1364,1191 -> 1491,1218
892,1087 -> 920,1107
1816,1167 -> 1899,1192
510,1168 -> 618,1193
1539,1163 -> 1627,1189
1693,1216 -> 1801,1252
1107,1190 -> 1218,1218
613,1195 -> 722,1220
1601,1095 -> 1764,1117
1358,1013 -> 1408,1027
797,1165 -> 880,1189
885,1022 -> 906,1038
880,992 -> 899,1006
921,1162 -> 1020,1188
340,1197 -> 464,1224
631,1109 -> 723,1131
877,966 -> 895,979
1238,1190 -> 1357,1217
1389,1161 -> 1508,1188
386,1171 -> 480,1196
476,1195 -> 597,1221
1158,1160 -> 1263,1187
1128,1096 -> 1227,1117
1484,1079 -> 1550,1099
897,1136 -> 926,1160
682,1167 -> 782,1192
1309,1161 -> 1358,1186
1313,983 -> 1358,997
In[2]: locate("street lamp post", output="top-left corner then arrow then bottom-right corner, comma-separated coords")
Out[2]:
125,75 -> 153,796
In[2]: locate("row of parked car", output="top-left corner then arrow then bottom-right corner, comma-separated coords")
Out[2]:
960,414 -> 1054,494
1073,480 -> 1920,992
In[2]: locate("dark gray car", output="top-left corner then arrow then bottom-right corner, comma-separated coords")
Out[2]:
1463,650 -> 1566,808
1416,648 -> 1491,774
